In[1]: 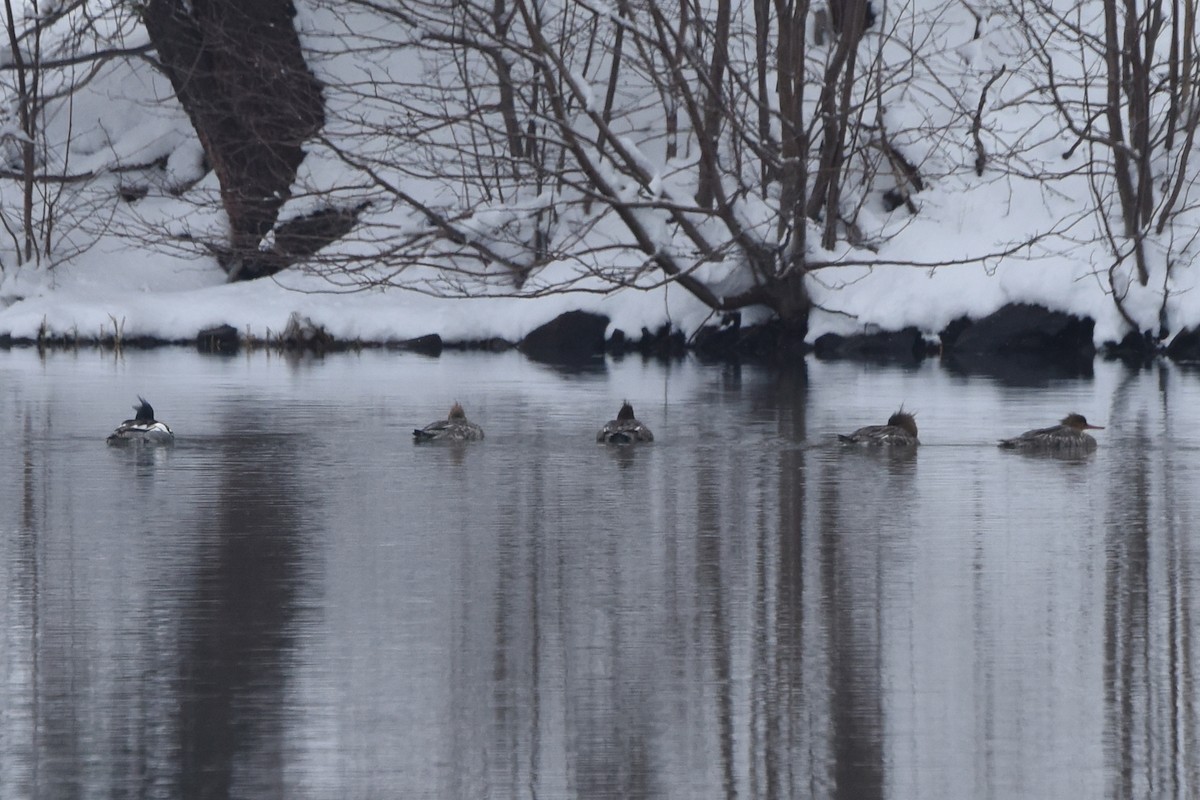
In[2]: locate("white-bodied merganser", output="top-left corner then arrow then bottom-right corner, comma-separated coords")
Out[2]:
107,397 -> 174,445
838,409 -> 919,446
998,412 -> 1103,453
413,402 -> 484,442
597,401 -> 654,444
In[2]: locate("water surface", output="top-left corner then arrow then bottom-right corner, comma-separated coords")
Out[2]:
1,348 -> 1198,799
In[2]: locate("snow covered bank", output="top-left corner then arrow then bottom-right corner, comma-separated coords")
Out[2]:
0,241 -> 1185,359
0,249 -> 718,349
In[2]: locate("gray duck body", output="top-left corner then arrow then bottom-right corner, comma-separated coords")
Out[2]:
597,402 -> 654,444
414,402 -> 485,442
998,413 -> 1102,453
838,410 -> 919,446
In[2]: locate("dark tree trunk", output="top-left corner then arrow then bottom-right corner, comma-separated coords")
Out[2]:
694,0 -> 731,209
144,0 -> 324,281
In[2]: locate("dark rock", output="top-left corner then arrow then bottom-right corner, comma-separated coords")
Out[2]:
606,328 -> 630,355
1105,330 -> 1159,364
813,326 -> 928,363
637,324 -> 687,359
519,310 -> 609,364
1166,327 -> 1200,363
940,303 -> 1096,384
197,324 -> 240,354
939,316 -> 973,350
393,333 -> 442,357
449,337 -> 513,352
941,303 -> 1095,360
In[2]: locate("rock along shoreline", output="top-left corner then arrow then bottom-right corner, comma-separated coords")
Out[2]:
4,303 -> 1199,369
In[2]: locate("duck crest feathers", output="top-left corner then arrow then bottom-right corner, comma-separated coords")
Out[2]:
886,409 -> 918,438
134,396 -> 155,422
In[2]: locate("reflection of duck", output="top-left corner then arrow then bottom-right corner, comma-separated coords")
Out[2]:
838,409 -> 919,446
597,402 -> 654,444
413,402 -> 485,442
107,397 -> 174,445
999,413 -> 1103,453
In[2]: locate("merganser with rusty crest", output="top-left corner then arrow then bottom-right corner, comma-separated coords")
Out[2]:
838,409 -> 919,446
413,402 -> 485,442
597,401 -> 654,444
998,413 -> 1103,453
107,397 -> 174,445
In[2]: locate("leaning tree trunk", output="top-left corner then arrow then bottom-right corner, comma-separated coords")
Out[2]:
143,0 -> 324,281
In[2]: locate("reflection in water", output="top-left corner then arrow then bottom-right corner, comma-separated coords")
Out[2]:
11,407 -> 40,798
3,351 -> 1200,797
1102,370 -> 1199,800
1,388 -> 320,799
176,420 -> 313,797
818,446 -> 915,800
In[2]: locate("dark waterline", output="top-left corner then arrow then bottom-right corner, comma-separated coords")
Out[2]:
2,349 -> 1199,798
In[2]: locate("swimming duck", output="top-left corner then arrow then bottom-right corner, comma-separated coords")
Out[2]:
597,401 -> 654,444
413,402 -> 485,442
837,409 -> 919,446
998,412 -> 1103,453
107,397 -> 174,444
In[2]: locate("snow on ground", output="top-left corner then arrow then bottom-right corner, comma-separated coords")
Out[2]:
0,246 -> 717,345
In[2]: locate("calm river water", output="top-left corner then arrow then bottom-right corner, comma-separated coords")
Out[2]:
1,347 -> 1198,799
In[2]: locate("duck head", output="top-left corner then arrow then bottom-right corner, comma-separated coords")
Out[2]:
1062,412 -> 1104,431
617,401 -> 635,421
887,408 -> 918,437
134,396 -> 156,422
448,402 -> 467,420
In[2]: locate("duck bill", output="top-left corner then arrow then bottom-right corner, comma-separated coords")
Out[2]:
1084,424 -> 1105,430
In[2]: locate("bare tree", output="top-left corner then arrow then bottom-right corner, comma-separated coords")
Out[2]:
0,1 -> 150,273
105,0 -> 1120,343
289,0 -> 940,337
1018,0 -> 1200,331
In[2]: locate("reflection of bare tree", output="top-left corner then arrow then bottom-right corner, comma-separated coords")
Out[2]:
449,436 -> 671,797
437,366 -> 934,797
1103,413 -> 1151,799
176,420 -> 313,797
9,399 -> 188,797
744,367 -> 841,798
696,457 -> 737,799
805,437 -> 914,799
1103,366 -> 1198,797
756,368 -> 809,799
13,409 -> 43,795
819,470 -> 883,799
